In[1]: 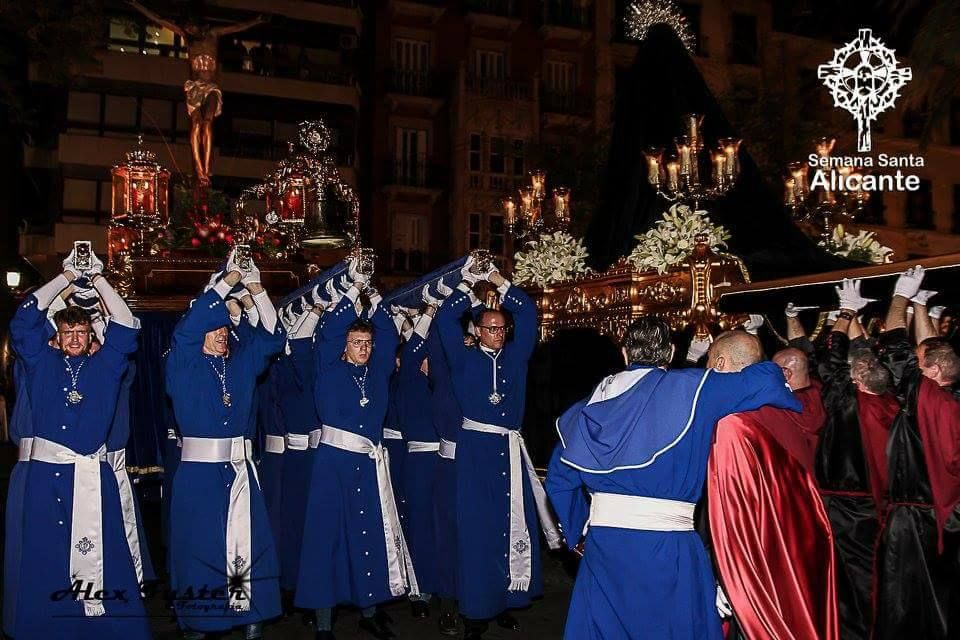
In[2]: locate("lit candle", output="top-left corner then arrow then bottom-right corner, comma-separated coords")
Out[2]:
783,176 -> 796,206
675,136 -> 692,177
666,161 -> 680,192
686,113 -> 702,151
719,138 -> 740,181
644,147 -> 663,187
712,152 -> 727,189
788,162 -> 808,198
814,137 -> 835,159
502,196 -> 517,226
530,170 -> 546,200
553,187 -> 570,223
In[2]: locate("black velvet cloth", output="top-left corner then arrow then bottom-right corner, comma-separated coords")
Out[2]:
874,329 -> 959,639
586,24 -> 853,280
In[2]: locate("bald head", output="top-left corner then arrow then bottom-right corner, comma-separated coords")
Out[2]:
773,347 -> 810,390
707,331 -> 763,372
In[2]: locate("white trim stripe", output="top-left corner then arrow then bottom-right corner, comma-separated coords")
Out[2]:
559,369 -> 712,474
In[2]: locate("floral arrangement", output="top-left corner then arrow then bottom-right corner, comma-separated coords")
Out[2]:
512,230 -> 592,287
820,224 -> 894,264
627,203 -> 731,274
156,185 -> 286,260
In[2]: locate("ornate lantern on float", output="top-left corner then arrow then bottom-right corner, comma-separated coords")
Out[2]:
109,136 -> 170,265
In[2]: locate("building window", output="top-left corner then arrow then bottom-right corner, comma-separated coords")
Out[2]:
489,136 -> 505,174
392,213 -> 427,272
729,13 -> 758,65
395,128 -> 427,185
544,60 -> 576,94
107,16 -> 186,58
67,92 -> 101,124
104,95 -> 138,128
905,179 -> 934,229
677,3 -> 704,56
512,139 -> 525,177
953,185 -> 960,233
469,212 -> 482,250
393,38 -> 430,94
475,49 -> 505,80
469,133 -> 482,172
489,213 -> 505,257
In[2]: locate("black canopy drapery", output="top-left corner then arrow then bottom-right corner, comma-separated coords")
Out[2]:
585,24 -> 853,280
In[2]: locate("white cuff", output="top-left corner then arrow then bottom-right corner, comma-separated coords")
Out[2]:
213,279 -> 234,299
414,314 -> 433,339
497,280 -> 512,297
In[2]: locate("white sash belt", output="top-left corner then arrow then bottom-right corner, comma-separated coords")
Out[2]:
264,435 -> 285,454
407,441 -> 440,454
319,425 -> 419,597
308,428 -> 323,449
105,449 -> 145,586
29,437 -> 107,616
438,438 -> 456,460
286,433 -> 310,451
180,436 -> 258,612
588,493 -> 695,532
382,428 -> 403,440
461,418 -> 563,591
18,436 -> 34,462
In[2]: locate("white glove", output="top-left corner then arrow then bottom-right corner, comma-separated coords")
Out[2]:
336,274 -> 352,293
308,283 -> 323,306
241,260 -> 261,286
835,279 -> 876,312
910,289 -> 938,306
422,284 -> 442,307
225,247 -> 245,277
743,314 -> 764,335
894,265 -> 925,300
460,257 -> 480,285
480,261 -> 500,282
325,279 -> 343,306
785,302 -> 817,318
929,305 -> 946,321
686,337 -> 711,363
436,278 -> 454,298
86,251 -> 105,276
62,248 -> 81,280
203,270 -> 224,293
229,287 -> 251,303
716,584 -> 733,618
348,257 -> 371,286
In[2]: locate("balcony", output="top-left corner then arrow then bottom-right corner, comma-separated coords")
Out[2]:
211,0 -> 362,31
465,0 -> 521,33
65,52 -> 361,110
466,75 -> 533,101
388,0 -> 447,21
383,160 -> 445,200
540,2 -> 593,41
384,69 -> 448,113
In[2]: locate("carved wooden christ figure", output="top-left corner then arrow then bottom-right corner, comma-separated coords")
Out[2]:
128,1 -> 267,186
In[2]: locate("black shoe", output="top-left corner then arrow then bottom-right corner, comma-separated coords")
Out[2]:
411,599 -> 430,619
315,631 -> 336,640
438,612 -> 459,636
302,610 -> 317,628
358,613 -> 396,640
496,612 -> 521,631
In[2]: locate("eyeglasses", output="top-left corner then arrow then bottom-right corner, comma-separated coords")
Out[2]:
477,325 -> 507,335
348,338 -> 373,347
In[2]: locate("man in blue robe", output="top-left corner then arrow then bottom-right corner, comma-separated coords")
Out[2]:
165,252 -> 285,640
545,322 -> 801,639
435,257 -> 562,639
7,247 -> 151,640
396,303 -> 441,620
296,259 -> 418,640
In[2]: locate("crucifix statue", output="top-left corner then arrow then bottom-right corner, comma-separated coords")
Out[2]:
127,1 -> 268,186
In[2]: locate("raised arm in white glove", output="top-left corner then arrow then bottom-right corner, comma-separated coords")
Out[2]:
910,289 -> 938,306
893,265 -> 925,300
835,278 -> 876,312
785,302 -> 817,318
742,314 -> 764,335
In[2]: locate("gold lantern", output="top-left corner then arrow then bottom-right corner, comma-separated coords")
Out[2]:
111,136 -> 170,226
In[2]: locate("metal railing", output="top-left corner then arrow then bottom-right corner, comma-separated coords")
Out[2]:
384,159 -> 445,188
542,1 -> 592,29
386,69 -> 447,98
540,90 -> 592,116
466,75 -> 532,100
465,0 -> 519,18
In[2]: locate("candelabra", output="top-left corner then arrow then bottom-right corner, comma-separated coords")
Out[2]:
501,169 -> 571,241
784,137 -> 869,242
643,114 -> 741,209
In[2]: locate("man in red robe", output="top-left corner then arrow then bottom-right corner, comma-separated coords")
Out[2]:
707,337 -> 838,640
